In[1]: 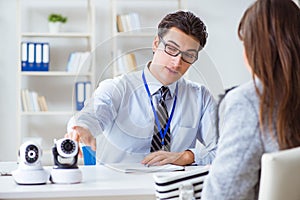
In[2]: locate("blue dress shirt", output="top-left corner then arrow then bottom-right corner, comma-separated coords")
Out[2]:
68,64 -> 217,165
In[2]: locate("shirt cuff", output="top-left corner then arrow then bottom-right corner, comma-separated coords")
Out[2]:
188,146 -> 216,165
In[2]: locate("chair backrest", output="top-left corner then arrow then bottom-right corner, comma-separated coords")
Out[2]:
153,166 -> 210,199
258,146 -> 300,200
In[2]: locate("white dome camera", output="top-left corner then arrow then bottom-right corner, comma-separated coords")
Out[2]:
19,141 -> 42,169
56,138 -> 78,158
12,141 -> 49,185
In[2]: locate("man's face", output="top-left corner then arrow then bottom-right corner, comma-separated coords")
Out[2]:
150,27 -> 200,85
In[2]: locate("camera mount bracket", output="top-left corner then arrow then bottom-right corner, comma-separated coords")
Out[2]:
52,146 -> 78,169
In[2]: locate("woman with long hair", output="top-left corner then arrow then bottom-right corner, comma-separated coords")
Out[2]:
202,0 -> 300,199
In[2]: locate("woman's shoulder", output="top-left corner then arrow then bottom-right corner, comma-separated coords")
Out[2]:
224,80 -> 259,105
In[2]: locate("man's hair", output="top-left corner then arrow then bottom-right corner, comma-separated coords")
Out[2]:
158,10 -> 208,50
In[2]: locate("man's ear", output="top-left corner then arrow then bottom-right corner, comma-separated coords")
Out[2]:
152,36 -> 159,52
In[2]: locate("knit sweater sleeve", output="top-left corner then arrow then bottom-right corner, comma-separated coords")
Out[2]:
202,83 -> 264,200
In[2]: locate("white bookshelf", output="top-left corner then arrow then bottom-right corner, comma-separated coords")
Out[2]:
16,0 -> 95,164
21,32 -> 92,38
21,71 -> 92,76
110,0 -> 184,76
21,111 -> 75,116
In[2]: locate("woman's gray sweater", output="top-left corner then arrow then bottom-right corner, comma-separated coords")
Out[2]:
202,80 -> 279,200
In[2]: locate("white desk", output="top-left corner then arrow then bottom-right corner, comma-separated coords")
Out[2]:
0,165 -> 156,200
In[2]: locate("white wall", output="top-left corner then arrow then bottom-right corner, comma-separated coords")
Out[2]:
0,0 -> 252,161
186,0 -> 254,96
0,0 -> 18,161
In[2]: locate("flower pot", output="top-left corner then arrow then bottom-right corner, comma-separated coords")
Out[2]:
48,22 -> 62,33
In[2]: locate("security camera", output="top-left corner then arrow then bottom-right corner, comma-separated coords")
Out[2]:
12,141 -> 49,185
56,138 -> 78,158
50,138 -> 82,184
18,141 -> 42,169
52,138 -> 79,169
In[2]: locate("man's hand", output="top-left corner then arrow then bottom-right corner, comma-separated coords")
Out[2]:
141,150 -> 195,166
64,126 -> 96,157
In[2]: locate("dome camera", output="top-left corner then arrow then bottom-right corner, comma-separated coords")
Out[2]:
56,138 -> 78,158
18,141 -> 43,169
12,141 -> 49,185
50,138 -> 82,184
20,142 -> 41,165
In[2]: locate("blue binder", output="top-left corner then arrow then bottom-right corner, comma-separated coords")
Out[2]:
75,82 -> 84,111
35,43 -> 42,71
41,43 -> 49,71
21,42 -> 28,71
75,81 -> 92,111
27,42 -> 35,71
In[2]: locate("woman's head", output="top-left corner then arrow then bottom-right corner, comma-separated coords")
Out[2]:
238,0 -> 300,149
238,0 -> 300,83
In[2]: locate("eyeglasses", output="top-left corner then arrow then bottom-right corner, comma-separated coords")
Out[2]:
159,36 -> 198,64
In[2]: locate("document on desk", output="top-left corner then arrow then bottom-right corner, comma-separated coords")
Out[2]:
0,162 -> 18,176
104,163 -> 184,173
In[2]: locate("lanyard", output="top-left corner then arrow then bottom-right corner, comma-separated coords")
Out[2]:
142,71 -> 178,146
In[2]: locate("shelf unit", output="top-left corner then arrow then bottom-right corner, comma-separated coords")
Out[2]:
110,0 -> 185,77
16,0 -> 95,164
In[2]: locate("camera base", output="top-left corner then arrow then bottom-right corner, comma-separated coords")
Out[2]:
12,168 -> 50,185
50,168 -> 82,184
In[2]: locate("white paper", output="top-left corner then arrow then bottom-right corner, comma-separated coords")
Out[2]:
104,163 -> 184,173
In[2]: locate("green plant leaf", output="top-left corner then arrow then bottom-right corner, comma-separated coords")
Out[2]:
48,13 -> 68,23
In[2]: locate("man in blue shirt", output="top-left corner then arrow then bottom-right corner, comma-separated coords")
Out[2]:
66,10 -> 217,166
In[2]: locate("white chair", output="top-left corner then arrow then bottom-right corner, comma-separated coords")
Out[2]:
153,166 -> 210,200
258,146 -> 300,200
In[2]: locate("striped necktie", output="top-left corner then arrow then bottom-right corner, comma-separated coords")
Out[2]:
150,86 -> 171,152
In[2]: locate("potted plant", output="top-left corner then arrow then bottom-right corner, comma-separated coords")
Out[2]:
48,13 -> 67,33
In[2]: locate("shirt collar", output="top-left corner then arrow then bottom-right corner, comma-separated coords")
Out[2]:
143,62 -> 177,99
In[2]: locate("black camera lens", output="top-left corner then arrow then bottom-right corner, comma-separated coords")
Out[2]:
25,145 -> 39,163
61,139 -> 75,154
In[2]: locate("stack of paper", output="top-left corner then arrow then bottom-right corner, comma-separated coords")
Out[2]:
104,163 -> 184,173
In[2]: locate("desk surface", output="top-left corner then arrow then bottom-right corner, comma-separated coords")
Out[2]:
0,164 -> 156,200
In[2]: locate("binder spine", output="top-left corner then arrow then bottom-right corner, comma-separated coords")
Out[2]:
75,82 -> 85,111
75,81 -> 92,111
27,42 -> 35,71
42,43 -> 49,71
21,42 -> 28,71
35,43 -> 42,71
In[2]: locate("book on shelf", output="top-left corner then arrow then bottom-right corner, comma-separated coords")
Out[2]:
116,12 -> 141,32
38,96 -> 48,112
21,42 -> 49,72
21,89 -> 48,112
114,51 -> 137,77
116,15 -> 124,32
66,51 -> 91,73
